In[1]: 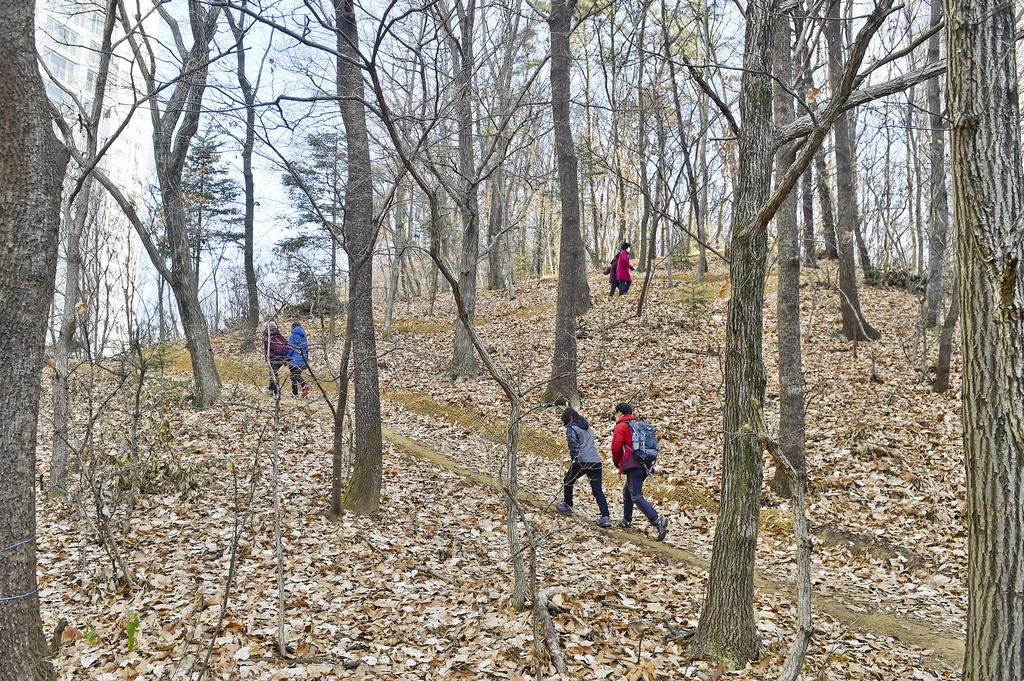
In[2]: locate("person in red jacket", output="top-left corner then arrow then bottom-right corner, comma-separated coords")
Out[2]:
612,242 -> 635,297
610,402 -> 668,540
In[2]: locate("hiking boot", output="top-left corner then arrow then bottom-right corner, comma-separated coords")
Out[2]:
596,516 -> 611,528
555,502 -> 573,517
654,516 -> 669,542
615,520 -> 632,530
301,384 -> 310,398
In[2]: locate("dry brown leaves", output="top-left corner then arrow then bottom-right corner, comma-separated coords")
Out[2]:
34,260 -> 964,679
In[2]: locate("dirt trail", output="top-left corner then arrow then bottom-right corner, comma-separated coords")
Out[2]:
378,424 -> 965,670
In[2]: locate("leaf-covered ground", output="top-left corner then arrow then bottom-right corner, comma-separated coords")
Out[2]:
36,261 -> 965,679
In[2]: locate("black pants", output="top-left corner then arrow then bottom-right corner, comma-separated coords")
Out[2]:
268,358 -> 286,394
610,279 -> 631,296
563,461 -> 610,517
290,365 -> 307,394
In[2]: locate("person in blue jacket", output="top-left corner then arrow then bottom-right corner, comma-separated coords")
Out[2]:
288,321 -> 310,398
555,407 -> 612,527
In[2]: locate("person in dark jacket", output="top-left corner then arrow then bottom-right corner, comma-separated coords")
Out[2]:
610,402 -> 668,540
287,321 -> 310,398
611,242 -> 635,296
556,408 -> 612,527
606,250 -> 620,297
262,322 -> 289,396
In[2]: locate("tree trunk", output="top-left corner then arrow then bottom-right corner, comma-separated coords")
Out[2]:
923,0 -> 949,328
0,2 -> 70,677
689,0 -> 774,665
227,6 -> 260,353
815,149 -> 838,259
544,0 -> 591,406
933,275 -> 958,394
487,166 -> 507,291
143,1 -> 223,408
450,0 -> 480,382
825,0 -> 879,341
335,0 -> 383,515
947,1 -> 1024,676
50,184 -> 90,498
770,15 -> 805,499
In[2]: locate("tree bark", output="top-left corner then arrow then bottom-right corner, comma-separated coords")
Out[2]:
544,0 -> 591,406
825,0 -> 879,340
449,0 -> 481,381
923,0 -> 949,328
947,0 -> 1024,676
335,0 -> 383,515
50,186 -> 89,499
689,0 -> 774,665
0,2 -> 70,677
933,275 -> 958,394
815,149 -> 838,259
770,15 -> 805,499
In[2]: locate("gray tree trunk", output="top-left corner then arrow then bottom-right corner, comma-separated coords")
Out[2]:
0,2 -> 70,677
688,0 -> 775,664
545,0 -> 591,406
947,0 -> 1024,676
770,15 -> 805,499
50,187 -> 89,499
334,0 -> 383,515
923,0 -> 949,328
450,0 -> 481,381
815,149 -> 839,259
825,0 -> 879,341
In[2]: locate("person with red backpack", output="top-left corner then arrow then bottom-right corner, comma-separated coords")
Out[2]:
262,322 -> 289,396
610,402 -> 668,540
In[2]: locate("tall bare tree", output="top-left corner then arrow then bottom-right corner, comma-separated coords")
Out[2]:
225,3 -> 261,352
922,0 -> 948,329
104,0 -> 223,407
771,14 -> 805,499
544,0 -> 592,406
946,0 -> 1024,676
0,1 -> 70,678
824,0 -> 879,341
688,0 -> 776,661
46,0 -> 119,497
334,0 -> 384,514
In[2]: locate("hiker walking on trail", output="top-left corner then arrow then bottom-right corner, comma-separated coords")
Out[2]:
288,321 -> 311,398
611,242 -> 634,297
555,408 -> 612,528
605,249 -> 620,297
262,322 -> 289,396
611,402 -> 668,541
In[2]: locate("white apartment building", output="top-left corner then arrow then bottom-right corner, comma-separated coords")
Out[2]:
36,0 -> 154,356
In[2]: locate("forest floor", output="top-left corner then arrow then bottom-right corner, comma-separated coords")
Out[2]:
35,259 -> 966,680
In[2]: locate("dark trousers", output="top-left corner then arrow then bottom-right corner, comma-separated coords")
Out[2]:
610,279 -> 631,296
268,358 -> 286,394
622,467 -> 658,524
289,365 -> 307,394
563,461 -> 610,517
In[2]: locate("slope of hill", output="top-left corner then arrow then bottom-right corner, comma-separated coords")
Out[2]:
35,261 -> 964,679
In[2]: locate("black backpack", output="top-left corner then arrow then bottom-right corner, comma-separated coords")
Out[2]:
628,419 -> 660,468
